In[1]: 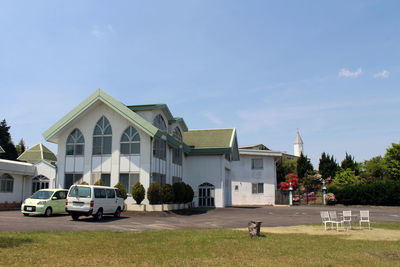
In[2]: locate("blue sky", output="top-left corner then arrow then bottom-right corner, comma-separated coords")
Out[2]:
1,0 -> 400,167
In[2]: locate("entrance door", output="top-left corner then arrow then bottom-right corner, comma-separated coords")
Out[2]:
32,175 -> 50,194
198,182 -> 215,207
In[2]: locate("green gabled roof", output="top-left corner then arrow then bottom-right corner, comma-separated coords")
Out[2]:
127,104 -> 174,120
169,117 -> 188,132
0,146 -> 4,153
183,128 -> 239,160
43,89 -> 162,142
184,129 -> 236,149
17,143 -> 57,164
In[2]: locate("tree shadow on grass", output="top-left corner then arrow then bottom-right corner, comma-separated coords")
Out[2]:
0,237 -> 34,248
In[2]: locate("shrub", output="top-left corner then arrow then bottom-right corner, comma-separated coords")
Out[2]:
94,179 -> 105,186
184,183 -> 194,203
325,193 -> 337,205
328,180 -> 400,206
80,181 -> 89,185
173,182 -> 186,203
161,184 -> 175,203
147,182 -> 162,204
132,182 -> 145,204
114,182 -> 127,200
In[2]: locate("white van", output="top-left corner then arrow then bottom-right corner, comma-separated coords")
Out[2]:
66,185 -> 124,221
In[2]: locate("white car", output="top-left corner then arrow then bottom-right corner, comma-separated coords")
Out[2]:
66,185 -> 124,221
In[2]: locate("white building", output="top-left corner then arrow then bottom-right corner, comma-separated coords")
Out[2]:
41,89 -> 285,208
231,144 -> 282,206
0,144 -> 57,208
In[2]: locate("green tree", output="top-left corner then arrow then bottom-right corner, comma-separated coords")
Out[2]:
276,156 -> 297,183
296,153 -> 313,178
383,142 -> 400,180
16,138 -> 26,157
0,119 -> 18,160
319,152 -> 338,179
161,184 -> 174,203
147,181 -> 162,204
331,168 -> 361,187
94,179 -> 105,186
341,152 -> 359,174
114,182 -> 128,200
360,156 -> 386,180
132,182 -> 145,204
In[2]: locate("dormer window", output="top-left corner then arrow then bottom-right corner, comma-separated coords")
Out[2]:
153,114 -> 167,132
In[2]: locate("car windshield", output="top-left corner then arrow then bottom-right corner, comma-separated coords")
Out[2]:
68,186 -> 91,198
31,190 -> 54,199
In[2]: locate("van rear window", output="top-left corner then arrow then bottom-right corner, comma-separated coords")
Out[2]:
68,186 -> 91,198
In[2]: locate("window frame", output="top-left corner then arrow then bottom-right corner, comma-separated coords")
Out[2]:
120,126 -> 141,155
66,129 -> 85,156
0,173 -> 14,193
251,183 -> 264,194
251,158 -> 263,170
93,116 -> 112,155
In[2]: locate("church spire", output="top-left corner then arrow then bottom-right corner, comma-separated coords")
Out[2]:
294,130 -> 303,156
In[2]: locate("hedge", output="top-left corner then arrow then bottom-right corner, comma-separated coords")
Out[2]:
328,180 -> 400,206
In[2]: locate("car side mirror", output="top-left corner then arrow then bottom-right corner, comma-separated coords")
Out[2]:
52,197 -> 57,200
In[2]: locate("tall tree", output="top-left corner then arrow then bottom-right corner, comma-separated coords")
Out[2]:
276,156 -> 297,183
383,142 -> 400,180
360,156 -> 386,180
318,152 -> 338,179
297,153 -> 313,178
0,119 -> 18,160
341,152 -> 359,175
16,138 -> 26,157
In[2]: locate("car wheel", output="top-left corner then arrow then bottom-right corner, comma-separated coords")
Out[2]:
45,207 -> 52,217
72,214 -> 80,221
94,209 -> 103,221
23,213 -> 29,217
114,207 -> 121,218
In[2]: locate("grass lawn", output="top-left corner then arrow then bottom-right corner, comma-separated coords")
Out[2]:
0,222 -> 400,266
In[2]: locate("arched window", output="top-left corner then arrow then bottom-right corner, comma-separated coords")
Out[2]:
172,127 -> 182,141
66,129 -> 84,155
32,175 -> 49,194
120,126 -> 141,155
153,114 -> 167,132
93,116 -> 112,155
0,173 -> 13,193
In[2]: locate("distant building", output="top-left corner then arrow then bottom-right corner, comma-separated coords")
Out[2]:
0,143 -> 56,209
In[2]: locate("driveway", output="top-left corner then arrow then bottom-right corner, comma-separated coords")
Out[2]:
0,205 -> 399,232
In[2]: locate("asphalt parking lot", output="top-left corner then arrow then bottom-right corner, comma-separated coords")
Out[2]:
0,205 -> 399,232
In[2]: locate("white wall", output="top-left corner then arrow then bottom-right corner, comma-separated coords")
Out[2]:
56,102 -> 152,197
0,173 -> 25,204
184,155 -> 225,207
230,155 -> 277,205
34,161 -> 56,187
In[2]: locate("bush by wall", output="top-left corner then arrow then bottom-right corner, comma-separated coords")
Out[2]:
161,184 -> 175,203
94,179 -> 105,186
328,180 -> 400,206
132,182 -> 145,204
184,183 -> 194,203
173,182 -> 186,203
147,182 -> 162,204
114,182 -> 128,200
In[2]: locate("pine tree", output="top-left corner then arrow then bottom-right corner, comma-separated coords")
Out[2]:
341,152 -> 359,175
0,119 -> 18,160
16,138 -> 26,157
296,153 -> 313,178
318,152 -> 338,179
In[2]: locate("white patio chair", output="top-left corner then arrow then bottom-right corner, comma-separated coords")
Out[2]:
342,210 -> 352,230
359,210 -> 371,230
320,211 -> 332,231
329,210 -> 344,232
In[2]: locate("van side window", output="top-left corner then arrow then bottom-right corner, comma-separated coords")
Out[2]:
106,189 -> 115,198
94,188 -> 106,198
115,189 -> 123,198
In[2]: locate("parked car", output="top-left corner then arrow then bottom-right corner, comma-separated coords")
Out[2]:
21,189 -> 68,217
66,185 -> 124,221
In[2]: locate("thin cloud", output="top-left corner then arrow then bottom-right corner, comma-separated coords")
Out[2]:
374,70 -> 390,78
201,112 -> 222,125
91,24 -> 114,38
338,68 -> 362,78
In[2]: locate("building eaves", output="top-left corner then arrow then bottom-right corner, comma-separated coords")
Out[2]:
43,89 -> 161,142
